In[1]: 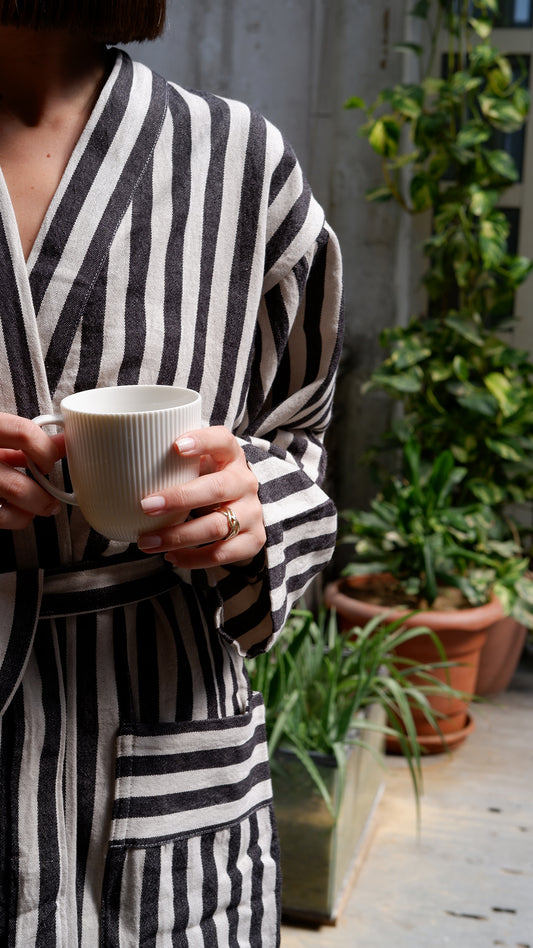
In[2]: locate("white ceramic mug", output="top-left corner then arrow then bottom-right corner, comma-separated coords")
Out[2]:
29,385 -> 202,542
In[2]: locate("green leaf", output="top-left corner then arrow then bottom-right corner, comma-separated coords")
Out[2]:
456,124 -> 490,148
479,96 -> 526,133
366,186 -> 394,203
368,118 -> 400,156
470,187 -> 499,217
389,338 -> 431,370
344,95 -> 366,110
370,368 -> 423,393
484,372 -> 523,417
444,315 -> 484,345
410,174 -> 434,211
469,16 -> 493,39
394,42 -> 424,57
485,149 -> 519,181
485,437 -> 524,461
456,392 -> 500,416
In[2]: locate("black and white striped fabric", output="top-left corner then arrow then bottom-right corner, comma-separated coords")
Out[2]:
0,49 -> 343,946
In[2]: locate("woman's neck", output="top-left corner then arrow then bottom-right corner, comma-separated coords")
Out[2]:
0,27 -> 110,128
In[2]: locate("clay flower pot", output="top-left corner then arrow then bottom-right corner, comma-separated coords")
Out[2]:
475,616 -> 527,696
324,575 -> 504,753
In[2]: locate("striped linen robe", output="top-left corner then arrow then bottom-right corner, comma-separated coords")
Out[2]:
0,50 -> 343,947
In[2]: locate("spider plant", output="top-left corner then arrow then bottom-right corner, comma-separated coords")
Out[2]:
247,606 -> 464,821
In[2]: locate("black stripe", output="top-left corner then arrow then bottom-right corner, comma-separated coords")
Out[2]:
171,841 -> 189,948
118,170 -> 153,385
157,592 -> 195,721
139,846 -> 161,946
0,570 -> 40,716
223,587 -> 272,648
0,218 -> 40,419
136,599 -> 160,722
157,88 -> 192,386
187,93 -> 231,393
39,566 -> 180,618
302,229 -> 328,387
269,143 -> 297,206
113,760 -> 271,821
113,608 -> 136,722
200,834 -> 218,942
101,847 -> 128,948
211,109 -> 267,425
248,810 -> 265,948
34,622 -> 62,948
182,581 -> 219,719
75,613 -> 99,938
226,822 -> 242,948
264,181 -> 312,276
116,721 -> 266,778
74,255 -> 109,392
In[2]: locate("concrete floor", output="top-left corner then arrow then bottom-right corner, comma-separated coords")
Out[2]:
280,657 -> 533,948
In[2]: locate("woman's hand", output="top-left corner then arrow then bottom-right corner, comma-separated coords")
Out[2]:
138,426 -> 266,569
0,413 -> 64,530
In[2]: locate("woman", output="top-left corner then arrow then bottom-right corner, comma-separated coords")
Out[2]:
0,1 -> 343,945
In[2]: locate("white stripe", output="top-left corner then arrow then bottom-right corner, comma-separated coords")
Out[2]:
114,738 -> 269,800
111,779 -> 273,843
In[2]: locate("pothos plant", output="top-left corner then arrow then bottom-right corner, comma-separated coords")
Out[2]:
343,0 -> 533,623
347,0 -> 532,517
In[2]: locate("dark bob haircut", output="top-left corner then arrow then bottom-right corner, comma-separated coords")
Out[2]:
0,0 -> 166,43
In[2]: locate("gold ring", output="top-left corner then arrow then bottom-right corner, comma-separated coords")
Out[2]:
215,505 -> 240,541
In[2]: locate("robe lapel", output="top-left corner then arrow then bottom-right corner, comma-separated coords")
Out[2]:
27,50 -> 169,400
0,177 -> 51,419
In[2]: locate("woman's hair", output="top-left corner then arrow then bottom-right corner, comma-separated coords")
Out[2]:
0,0 -> 167,42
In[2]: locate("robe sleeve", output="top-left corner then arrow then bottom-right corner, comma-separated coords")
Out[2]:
211,207 -> 344,657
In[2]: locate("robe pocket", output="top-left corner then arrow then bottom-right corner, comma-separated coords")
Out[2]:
108,691 -> 273,848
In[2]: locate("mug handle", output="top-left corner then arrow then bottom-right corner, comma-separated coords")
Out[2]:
27,414 -> 79,506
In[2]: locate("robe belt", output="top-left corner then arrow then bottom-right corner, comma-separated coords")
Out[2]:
40,554 -> 182,619
1,554 -> 184,717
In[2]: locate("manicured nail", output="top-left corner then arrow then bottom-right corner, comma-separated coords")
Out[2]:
175,436 -> 196,454
141,495 -> 166,514
138,534 -> 162,550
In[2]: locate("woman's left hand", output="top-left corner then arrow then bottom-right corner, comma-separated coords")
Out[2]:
137,426 -> 266,569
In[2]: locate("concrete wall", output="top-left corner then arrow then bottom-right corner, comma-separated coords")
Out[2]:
124,0 -> 410,510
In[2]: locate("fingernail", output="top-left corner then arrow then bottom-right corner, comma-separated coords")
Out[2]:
141,495 -> 166,514
48,502 -> 62,516
138,534 -> 162,550
175,436 -> 196,454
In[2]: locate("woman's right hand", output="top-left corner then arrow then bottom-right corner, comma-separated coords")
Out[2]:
0,413 -> 64,529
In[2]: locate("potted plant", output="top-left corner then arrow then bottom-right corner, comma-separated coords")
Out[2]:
325,438 -> 531,745
247,605 -> 461,923
332,0 -> 533,701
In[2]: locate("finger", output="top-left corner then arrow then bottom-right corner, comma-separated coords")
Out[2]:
140,462 -> 256,522
0,462 -> 61,517
138,506 -> 241,552
174,426 -> 242,463
0,501 -> 36,531
0,415 -> 64,473
163,536 -> 260,570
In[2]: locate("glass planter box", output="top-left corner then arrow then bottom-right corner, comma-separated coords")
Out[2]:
272,703 -> 386,924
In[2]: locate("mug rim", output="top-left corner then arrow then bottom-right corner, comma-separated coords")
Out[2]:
60,384 -> 201,415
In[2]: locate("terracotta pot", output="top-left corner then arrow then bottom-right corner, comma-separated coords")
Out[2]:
324,575 -> 504,752
475,617 -> 527,696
